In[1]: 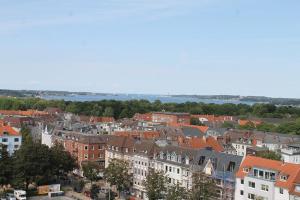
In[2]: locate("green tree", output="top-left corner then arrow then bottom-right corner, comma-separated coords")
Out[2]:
104,159 -> 131,197
166,183 -> 189,200
144,169 -> 167,200
0,145 -> 13,185
103,107 -> 114,117
222,121 -> 235,129
82,161 -> 100,184
256,151 -> 282,161
189,172 -> 218,200
190,118 -> 204,126
50,143 -> 77,181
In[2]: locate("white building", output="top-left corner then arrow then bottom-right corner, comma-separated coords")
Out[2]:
42,126 -> 53,148
281,144 -> 300,164
0,125 -> 22,156
235,156 -> 300,200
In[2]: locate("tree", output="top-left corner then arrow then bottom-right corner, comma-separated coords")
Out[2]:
190,118 -> 204,126
0,145 -> 13,185
103,107 -> 114,117
82,161 -> 100,184
104,159 -> 131,197
189,172 -> 218,200
222,121 -> 235,129
166,183 -> 189,200
144,169 -> 167,200
50,143 -> 77,181
256,151 -> 282,161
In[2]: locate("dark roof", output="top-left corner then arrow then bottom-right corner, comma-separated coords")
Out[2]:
181,126 -> 204,137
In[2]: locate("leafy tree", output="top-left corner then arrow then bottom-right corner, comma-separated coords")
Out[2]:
189,172 -> 218,200
256,151 -> 282,161
222,121 -> 235,129
0,145 -> 13,185
103,107 -> 114,117
256,123 -> 276,132
144,169 -> 167,200
104,159 -> 131,197
50,143 -> 77,181
190,118 -> 204,126
166,183 -> 189,200
82,161 -> 100,184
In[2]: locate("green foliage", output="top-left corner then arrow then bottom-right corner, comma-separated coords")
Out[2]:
190,118 -> 204,126
0,145 -> 13,185
82,161 -> 100,183
222,121 -> 235,129
90,184 -> 99,199
1,97 -> 300,120
144,169 -> 167,200
256,123 -> 276,132
189,172 -> 218,200
104,159 -> 131,195
256,151 -> 282,161
11,138 -> 76,190
166,183 -> 189,200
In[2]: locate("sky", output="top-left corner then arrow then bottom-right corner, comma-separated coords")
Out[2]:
0,0 -> 300,98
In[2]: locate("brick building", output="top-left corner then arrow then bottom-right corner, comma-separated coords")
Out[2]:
152,112 -> 191,126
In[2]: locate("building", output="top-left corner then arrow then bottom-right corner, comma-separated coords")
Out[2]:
235,156 -> 300,200
53,130 -> 108,169
281,144 -> 300,164
152,112 -> 191,126
0,125 -> 22,156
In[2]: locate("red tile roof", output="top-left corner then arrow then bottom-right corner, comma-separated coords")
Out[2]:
192,114 -> 233,122
0,109 -> 48,116
0,125 -> 20,136
114,131 -> 160,139
237,156 -> 300,193
179,136 -> 224,152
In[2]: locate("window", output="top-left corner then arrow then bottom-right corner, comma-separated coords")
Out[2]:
241,179 -> 244,184
280,175 -> 288,181
84,154 -> 88,159
84,145 -> 88,150
254,169 -> 258,177
91,145 -> 94,150
14,145 -> 19,149
279,188 -> 284,194
168,178 -> 171,183
2,138 -> 8,142
259,170 -> 264,178
227,161 -> 236,172
248,193 -> 255,200
14,138 -> 19,142
248,181 -> 255,188
177,168 -> 180,174
199,156 -> 206,165
92,154 -> 94,159
165,166 -> 168,172
98,145 -> 103,150
243,168 -> 249,173
169,167 -> 172,172
240,190 -> 244,195
261,184 -> 269,191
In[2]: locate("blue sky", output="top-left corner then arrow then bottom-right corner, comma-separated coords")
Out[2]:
0,0 -> 300,98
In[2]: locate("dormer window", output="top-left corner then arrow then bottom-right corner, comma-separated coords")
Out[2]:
167,153 -> 171,160
160,152 -> 164,159
198,156 -> 206,165
185,156 -> 189,165
280,175 -> 288,181
243,167 -> 250,173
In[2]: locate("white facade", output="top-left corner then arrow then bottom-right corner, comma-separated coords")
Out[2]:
281,146 -> 300,164
132,154 -> 150,199
42,126 -> 53,148
0,134 -> 22,156
232,142 -> 252,157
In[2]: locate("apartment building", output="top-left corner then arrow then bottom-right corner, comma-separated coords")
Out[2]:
0,125 -> 22,156
235,156 -> 300,200
152,112 -> 191,126
281,144 -> 300,164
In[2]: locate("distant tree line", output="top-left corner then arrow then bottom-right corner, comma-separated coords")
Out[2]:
1,97 -> 300,119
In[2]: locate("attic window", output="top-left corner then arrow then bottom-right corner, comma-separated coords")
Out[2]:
3,132 -> 8,135
198,156 -> 206,165
227,161 -> 236,172
280,175 -> 288,181
243,167 -> 250,173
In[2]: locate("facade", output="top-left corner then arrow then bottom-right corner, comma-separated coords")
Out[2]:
53,130 -> 108,168
0,125 -> 22,156
152,112 -> 191,126
235,156 -> 300,200
281,144 -> 300,164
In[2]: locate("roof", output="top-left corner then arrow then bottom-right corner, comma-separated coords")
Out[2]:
181,125 -> 209,136
0,125 -> 20,136
180,136 -> 224,152
153,112 -> 190,116
236,156 -> 300,193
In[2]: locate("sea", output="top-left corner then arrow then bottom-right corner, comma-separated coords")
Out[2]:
41,94 -> 255,105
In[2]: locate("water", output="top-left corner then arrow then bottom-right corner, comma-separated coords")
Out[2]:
41,94 -> 255,105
